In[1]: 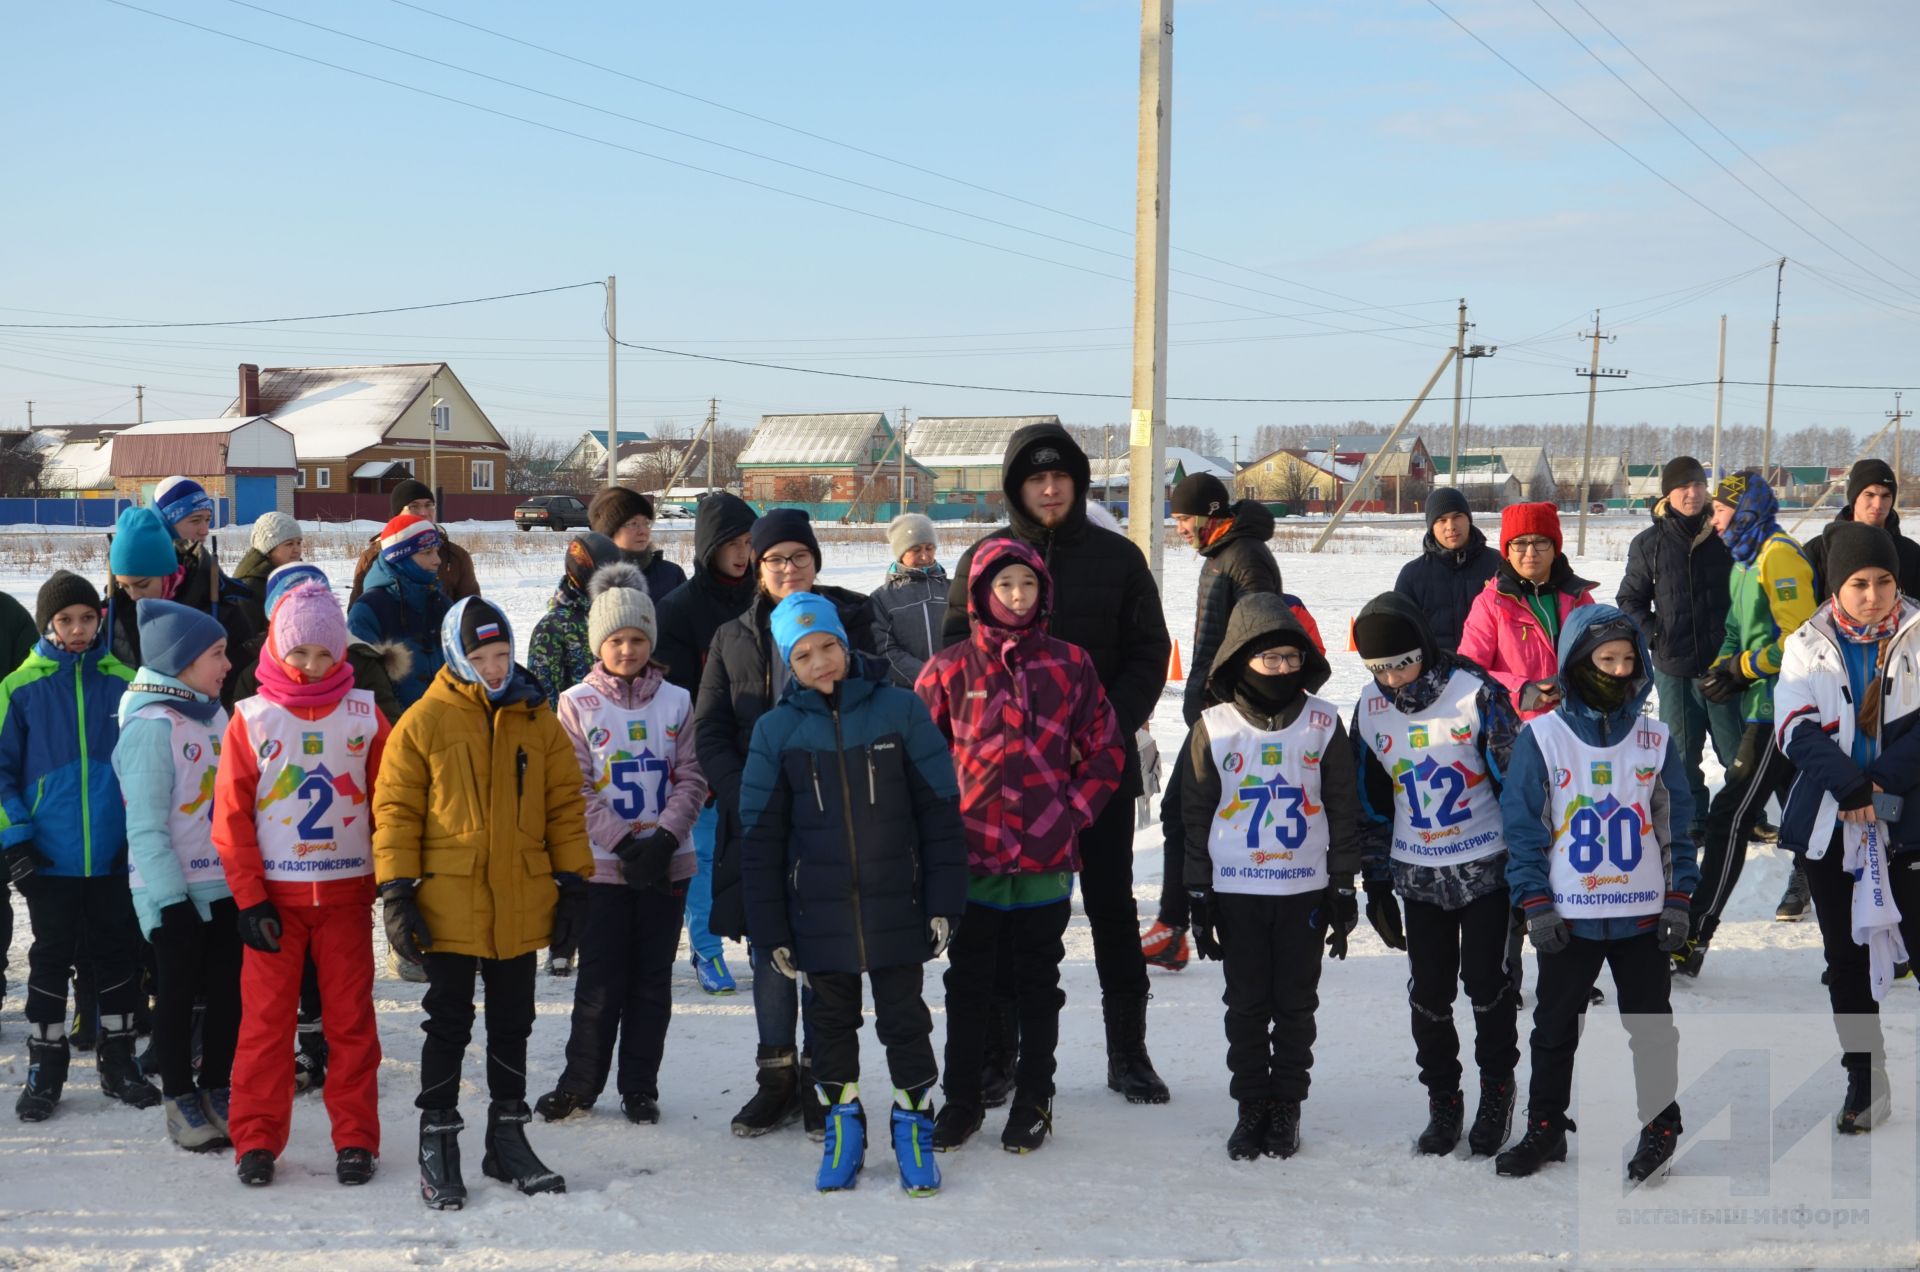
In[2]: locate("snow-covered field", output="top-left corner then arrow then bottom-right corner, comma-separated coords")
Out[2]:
1,517 -> 1909,1270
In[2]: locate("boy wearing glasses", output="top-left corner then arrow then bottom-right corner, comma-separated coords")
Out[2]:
1180,594 -> 1361,1161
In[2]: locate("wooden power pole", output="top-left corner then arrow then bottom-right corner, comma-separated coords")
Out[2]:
1450,298 -> 1466,483
1575,311 -> 1627,557
1890,393 -> 1910,508
1762,258 -> 1785,478
1128,0 -> 1172,582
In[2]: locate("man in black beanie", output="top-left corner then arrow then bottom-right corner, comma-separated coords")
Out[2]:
1804,458 -> 1920,601
348,477 -> 480,606
1394,487 -> 1500,653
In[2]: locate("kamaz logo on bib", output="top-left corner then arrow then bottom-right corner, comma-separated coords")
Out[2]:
301,732 -> 324,756
1591,761 -> 1613,785
1408,725 -> 1429,747
1260,744 -> 1283,765
628,721 -> 648,741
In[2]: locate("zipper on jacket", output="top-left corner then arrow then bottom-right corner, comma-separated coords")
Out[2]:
74,661 -> 91,875
808,754 -> 825,812
516,747 -> 528,799
866,749 -> 876,805
829,705 -> 868,972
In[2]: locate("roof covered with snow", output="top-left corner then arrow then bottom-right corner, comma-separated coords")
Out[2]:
225,363 -> 440,462
1087,446 -> 1237,487
41,437 -> 115,489
114,416 -> 266,437
907,416 -> 1057,465
738,413 -> 889,466
1549,455 -> 1625,485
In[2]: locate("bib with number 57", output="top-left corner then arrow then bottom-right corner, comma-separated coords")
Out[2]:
1203,696 -> 1337,897
235,691 -> 378,884
1359,670 -> 1504,868
1530,711 -> 1671,919
561,678 -> 691,881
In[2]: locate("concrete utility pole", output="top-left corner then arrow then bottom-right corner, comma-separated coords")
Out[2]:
1890,392 -> 1909,507
1128,0 -> 1173,581
898,405 -> 910,514
606,274 -> 619,488
1712,314 -> 1726,481
135,385 -> 144,427
1762,258 -> 1785,477
659,396 -> 718,500
24,401 -> 32,432
1450,298 -> 1467,482
1575,311 -> 1628,557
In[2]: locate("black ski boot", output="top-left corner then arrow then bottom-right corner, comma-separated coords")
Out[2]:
1264,1099 -> 1302,1159
1495,1113 -> 1572,1177
15,1027 -> 70,1122
1468,1076 -> 1516,1157
931,1099 -> 983,1152
419,1109 -> 467,1210
731,1045 -> 800,1137
621,1094 -> 660,1125
336,1146 -> 376,1186
97,1014 -> 162,1109
1626,1104 -> 1682,1182
237,1149 -> 275,1186
1670,938 -> 1707,978
1227,1101 -> 1268,1161
1775,868 -> 1810,921
293,1018 -> 328,1093
1837,1065 -> 1891,1135
533,1087 -> 595,1122
1103,994 -> 1170,1104
1001,1095 -> 1053,1154
1417,1090 -> 1464,1156
799,1054 -> 826,1142
980,996 -> 1017,1109
481,1100 -> 565,1195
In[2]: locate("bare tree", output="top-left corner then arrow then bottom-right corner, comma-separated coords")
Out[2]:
707,426 -> 752,490
502,428 -> 579,494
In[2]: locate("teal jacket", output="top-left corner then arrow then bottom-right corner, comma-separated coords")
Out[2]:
113,668 -> 231,935
0,636 -> 135,877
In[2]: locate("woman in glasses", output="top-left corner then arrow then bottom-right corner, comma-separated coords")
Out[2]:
1458,503 -> 1597,721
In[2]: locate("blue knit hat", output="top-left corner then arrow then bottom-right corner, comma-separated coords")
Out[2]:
265,562 -> 330,618
135,597 -> 227,678
153,476 -> 215,534
109,506 -> 180,578
770,592 -> 847,668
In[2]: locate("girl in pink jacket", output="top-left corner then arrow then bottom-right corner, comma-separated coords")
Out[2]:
1457,503 -> 1597,719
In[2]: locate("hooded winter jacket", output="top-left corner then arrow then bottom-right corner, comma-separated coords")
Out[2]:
619,546 -> 688,601
1393,524 -> 1502,655
347,554 -> 451,711
114,666 -> 231,935
653,491 -> 758,701
1616,497 -> 1734,678
1804,507 -> 1920,602
737,653 -> 967,973
943,421 -> 1171,798
1500,604 -> 1698,940
527,581 -> 593,709
1715,529 -> 1817,723
1457,558 -> 1598,718
0,635 -> 134,877
1184,499 -> 1282,725
0,592 -> 34,680
232,546 -> 275,635
555,662 -> 708,884
373,663 -> 595,960
349,530 -> 479,607
915,539 -> 1123,875
870,562 -> 950,689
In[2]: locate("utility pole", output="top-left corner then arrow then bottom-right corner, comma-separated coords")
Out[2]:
1102,425 -> 1112,504
1575,311 -> 1628,557
1762,258 -> 1785,478
24,401 -> 32,432
660,396 -> 718,500
135,385 -> 144,426
1128,0 -> 1173,580
1889,392 -> 1910,508
1450,298 -> 1466,482
1712,314 -> 1726,481
898,405 -> 910,514
606,275 -> 619,488
705,397 -> 717,495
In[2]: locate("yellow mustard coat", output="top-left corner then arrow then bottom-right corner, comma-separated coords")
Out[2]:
373,666 -> 594,959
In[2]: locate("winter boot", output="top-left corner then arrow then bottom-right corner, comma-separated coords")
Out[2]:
1837,1065 -> 1892,1135
1495,1113 -> 1572,1177
97,1014 -> 162,1109
1417,1090 -> 1465,1156
799,1054 -> 826,1142
1103,994 -> 1171,1105
1468,1076 -> 1516,1157
815,1084 -> 866,1191
731,1045 -> 801,1138
931,1099 -> 982,1152
691,952 -> 736,995
236,1148 -> 275,1186
980,997 -> 1017,1109
481,1100 -> 566,1195
534,1087 -> 595,1122
1264,1099 -> 1302,1159
546,951 -> 572,978
294,1018 -> 328,1093
889,1087 -> 940,1197
1141,921 -> 1191,972
1670,937 -> 1707,978
621,1094 -> 660,1125
16,1026 -> 70,1122
419,1109 -> 467,1210
1227,1101 -> 1268,1161
1751,816 -> 1780,843
201,1087 -> 231,1141
1001,1094 -> 1053,1154
335,1146 -> 376,1186
1626,1104 -> 1683,1182
165,1091 -> 227,1152
1775,868 -> 1811,921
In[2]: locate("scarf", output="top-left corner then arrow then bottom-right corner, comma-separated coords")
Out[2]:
1237,668 -> 1303,718
986,594 -> 1038,629
1722,483 -> 1781,565
1567,660 -> 1634,714
252,643 -> 355,709
1833,602 -> 1897,741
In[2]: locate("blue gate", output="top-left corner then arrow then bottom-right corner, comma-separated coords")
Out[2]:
234,475 -> 278,524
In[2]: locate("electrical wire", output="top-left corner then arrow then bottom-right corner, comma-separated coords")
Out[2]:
0,281 -> 604,331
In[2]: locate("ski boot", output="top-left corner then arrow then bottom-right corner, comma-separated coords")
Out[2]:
293,1019 -> 328,1093
1495,1114 -> 1572,1177
799,1054 -> 826,1142
1670,937 -> 1707,978
889,1087 -> 940,1197
534,1087 -> 595,1122
1468,1076 -> 1515,1157
731,1045 -> 800,1137
97,1014 -> 162,1109
1775,868 -> 1810,921
932,1099 -> 982,1151
691,952 -> 736,995
621,1094 -> 660,1125
336,1147 -> 376,1185
165,1091 -> 228,1152
1002,1095 -> 1053,1154
201,1087 -> 231,1141
15,1026 -> 70,1122
419,1109 -> 466,1210
815,1084 -> 866,1191
1417,1090 -> 1464,1156
1103,994 -> 1170,1104
236,1149 -> 275,1186
1227,1101 -> 1268,1161
1140,921 -> 1191,972
482,1100 -> 565,1195
1265,1099 -> 1302,1159
1626,1104 -> 1682,1183
1837,1065 -> 1891,1134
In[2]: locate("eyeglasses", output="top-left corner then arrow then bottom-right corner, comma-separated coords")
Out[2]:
1508,537 -> 1555,556
1251,650 -> 1304,672
760,551 -> 814,571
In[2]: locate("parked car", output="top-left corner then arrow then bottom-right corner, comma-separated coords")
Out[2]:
514,494 -> 591,531
657,502 -> 695,519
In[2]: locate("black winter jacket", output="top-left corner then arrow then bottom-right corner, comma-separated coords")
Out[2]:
1803,507 -> 1920,602
1391,525 -> 1500,654
621,546 -> 689,603
696,583 -> 876,940
653,492 -> 758,701
1183,500 -> 1282,725
1616,498 -> 1734,678
942,421 -> 1171,798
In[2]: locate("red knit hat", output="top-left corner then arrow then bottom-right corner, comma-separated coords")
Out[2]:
1500,501 -> 1562,553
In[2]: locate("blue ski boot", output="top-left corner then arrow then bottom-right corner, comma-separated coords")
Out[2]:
890,1087 -> 941,1197
691,952 -> 737,995
815,1083 -> 866,1192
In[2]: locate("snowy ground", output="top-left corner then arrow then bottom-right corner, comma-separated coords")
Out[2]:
1,517 -> 1912,1270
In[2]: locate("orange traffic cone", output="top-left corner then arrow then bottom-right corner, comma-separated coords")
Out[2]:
1168,639 -> 1184,682
1347,618 -> 1358,652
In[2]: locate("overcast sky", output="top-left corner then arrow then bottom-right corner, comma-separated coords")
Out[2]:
4,0 -> 1917,453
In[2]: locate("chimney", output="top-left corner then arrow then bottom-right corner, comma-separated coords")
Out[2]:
238,363 -> 261,416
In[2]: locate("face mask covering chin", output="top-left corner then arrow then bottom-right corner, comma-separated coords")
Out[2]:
1238,667 -> 1303,716
1569,660 -> 1633,713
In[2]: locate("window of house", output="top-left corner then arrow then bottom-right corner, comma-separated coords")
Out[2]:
316,468 -> 332,490
295,468 -> 307,490
472,460 -> 495,491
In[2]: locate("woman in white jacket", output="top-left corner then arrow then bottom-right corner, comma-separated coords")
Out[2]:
1775,521 -> 1920,1135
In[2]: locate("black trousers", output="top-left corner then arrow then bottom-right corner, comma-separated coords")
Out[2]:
1156,776 -> 1189,928
1218,890 -> 1325,1103
1801,837 -> 1920,1078
556,884 -> 686,1101
1692,723 -> 1796,944
416,951 -> 537,1111
943,899 -> 1071,1104
805,963 -> 936,1094
1404,890 -> 1519,1093
149,897 -> 242,1097
1526,932 -> 1678,1124
18,874 -> 140,1026
0,877 -> 11,995
1079,792 -> 1149,999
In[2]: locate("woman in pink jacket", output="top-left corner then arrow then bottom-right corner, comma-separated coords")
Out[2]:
1456,503 -> 1597,719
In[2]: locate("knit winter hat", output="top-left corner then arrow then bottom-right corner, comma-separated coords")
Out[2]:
1712,469 -> 1758,509
378,513 -> 441,566
751,508 -> 822,567
1500,501 -> 1562,553
1424,486 -> 1471,528
249,511 -> 301,556
154,476 -> 214,533
1660,456 -> 1708,497
456,597 -> 512,655
265,562 -> 330,618
589,486 -> 654,538
271,581 -> 347,660
1353,606 -> 1425,674
389,477 -> 433,516
1825,521 -> 1901,593
887,513 -> 937,562
1846,458 -> 1898,508
136,598 -> 227,678
1170,473 -> 1231,518
770,591 -> 847,668
587,561 -> 656,652
36,570 -> 100,635
563,532 -> 623,595
1004,433 -> 1088,497
109,506 -> 180,578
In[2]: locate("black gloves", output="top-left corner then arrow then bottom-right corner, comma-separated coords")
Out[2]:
157,900 -> 200,945
381,880 -> 432,965
1324,881 -> 1360,961
615,829 -> 679,893
1364,882 -> 1407,951
1700,659 -> 1753,705
550,875 -> 589,959
3,840 -> 36,884
1187,887 -> 1223,961
236,900 -> 283,954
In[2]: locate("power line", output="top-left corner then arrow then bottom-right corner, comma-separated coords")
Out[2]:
0,280 -> 603,330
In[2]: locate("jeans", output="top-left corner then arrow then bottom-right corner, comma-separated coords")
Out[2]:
750,943 -> 812,1054
1653,669 -> 1744,832
684,803 -> 721,962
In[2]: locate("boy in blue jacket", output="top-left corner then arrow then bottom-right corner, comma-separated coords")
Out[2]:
737,592 -> 967,1196
1496,605 -> 1697,1181
3,571 -> 158,1121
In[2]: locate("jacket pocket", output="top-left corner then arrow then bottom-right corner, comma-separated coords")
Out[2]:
419,846 -> 476,948
426,742 -> 486,838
